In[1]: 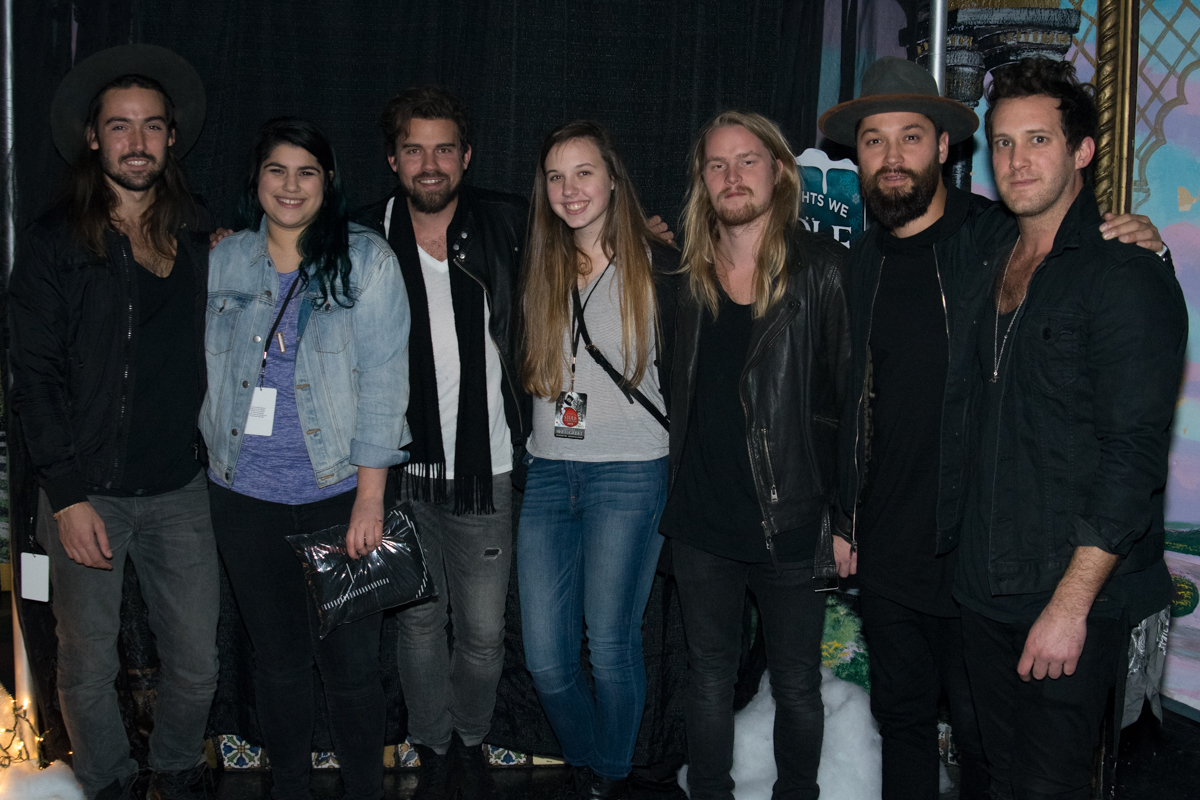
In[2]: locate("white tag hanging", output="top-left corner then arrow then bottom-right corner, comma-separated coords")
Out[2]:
244,387 -> 277,436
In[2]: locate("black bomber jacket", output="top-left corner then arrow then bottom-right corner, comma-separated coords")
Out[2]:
668,228 -> 851,578
8,201 -> 213,512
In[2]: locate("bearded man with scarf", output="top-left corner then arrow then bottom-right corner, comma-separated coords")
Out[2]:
356,85 -> 530,800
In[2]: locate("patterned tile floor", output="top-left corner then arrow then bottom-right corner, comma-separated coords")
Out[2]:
209,706 -> 1200,799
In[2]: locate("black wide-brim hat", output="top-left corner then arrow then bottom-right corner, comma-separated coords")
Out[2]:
819,56 -> 978,147
51,43 -> 206,162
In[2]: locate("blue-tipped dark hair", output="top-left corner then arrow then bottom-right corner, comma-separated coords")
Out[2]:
236,117 -> 355,308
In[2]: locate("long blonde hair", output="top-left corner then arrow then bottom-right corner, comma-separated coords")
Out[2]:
679,111 -> 801,318
521,121 -> 665,399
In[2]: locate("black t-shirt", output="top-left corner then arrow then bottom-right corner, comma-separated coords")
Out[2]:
661,289 -> 819,563
94,247 -> 201,496
856,216 -> 957,616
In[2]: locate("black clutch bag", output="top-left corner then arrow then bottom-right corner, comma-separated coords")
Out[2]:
287,501 -> 435,638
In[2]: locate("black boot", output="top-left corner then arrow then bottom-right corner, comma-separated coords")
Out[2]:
146,762 -> 218,800
556,765 -> 593,800
452,732 -> 501,800
584,773 -> 628,800
412,744 -> 455,800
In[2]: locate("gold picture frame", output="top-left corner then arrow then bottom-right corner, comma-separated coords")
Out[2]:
1093,0 -> 1140,216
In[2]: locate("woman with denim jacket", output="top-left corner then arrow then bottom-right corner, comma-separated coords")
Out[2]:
517,121 -> 677,800
199,118 -> 409,800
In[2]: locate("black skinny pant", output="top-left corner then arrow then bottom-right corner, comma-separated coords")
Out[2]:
859,589 -> 987,800
672,541 -> 827,800
961,607 -> 1126,800
211,484 -> 385,800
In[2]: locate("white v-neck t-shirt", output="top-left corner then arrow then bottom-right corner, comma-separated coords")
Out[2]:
385,198 -> 512,477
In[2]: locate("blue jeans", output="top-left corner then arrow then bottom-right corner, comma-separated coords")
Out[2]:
517,456 -> 667,780
37,471 -> 220,799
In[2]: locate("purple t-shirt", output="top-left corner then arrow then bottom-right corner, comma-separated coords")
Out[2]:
209,270 -> 357,504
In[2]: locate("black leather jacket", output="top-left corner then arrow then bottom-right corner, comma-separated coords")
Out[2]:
836,187 -> 1015,552
356,185 -> 533,450
668,228 -> 851,577
944,188 -> 1186,596
8,202 -> 213,512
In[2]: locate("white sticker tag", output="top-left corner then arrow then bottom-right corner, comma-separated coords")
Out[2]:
244,387 -> 277,436
21,553 -> 49,602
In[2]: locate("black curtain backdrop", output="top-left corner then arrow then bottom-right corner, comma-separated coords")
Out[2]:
8,0 -> 826,773
15,0 -> 827,231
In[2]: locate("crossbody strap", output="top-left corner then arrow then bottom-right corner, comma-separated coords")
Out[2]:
571,286 -> 669,431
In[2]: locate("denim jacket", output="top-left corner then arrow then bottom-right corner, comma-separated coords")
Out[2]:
200,223 -> 411,489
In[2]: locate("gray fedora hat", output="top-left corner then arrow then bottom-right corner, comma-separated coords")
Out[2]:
50,43 -> 206,162
819,56 -> 978,147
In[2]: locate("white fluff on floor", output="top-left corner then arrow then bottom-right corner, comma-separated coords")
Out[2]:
679,668 -> 883,800
0,760 -> 84,800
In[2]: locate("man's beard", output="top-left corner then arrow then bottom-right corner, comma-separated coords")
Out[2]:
102,151 -> 165,192
404,171 -> 461,214
861,159 -> 941,231
713,188 -> 770,227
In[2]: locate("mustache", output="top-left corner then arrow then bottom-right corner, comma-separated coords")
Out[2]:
120,151 -> 158,164
719,186 -> 754,199
413,171 -> 451,184
872,166 -> 918,182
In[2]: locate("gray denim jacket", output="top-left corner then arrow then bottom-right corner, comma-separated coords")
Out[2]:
201,223 -> 411,488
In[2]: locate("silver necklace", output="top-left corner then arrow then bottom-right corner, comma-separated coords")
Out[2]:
992,236 -> 1024,383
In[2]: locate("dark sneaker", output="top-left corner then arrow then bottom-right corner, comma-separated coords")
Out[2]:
451,732 -> 501,800
584,774 -> 628,800
94,775 -> 135,800
412,744 -> 455,800
146,762 -> 217,800
556,765 -> 593,800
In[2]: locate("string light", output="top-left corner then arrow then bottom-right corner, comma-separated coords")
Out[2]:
0,693 -> 49,769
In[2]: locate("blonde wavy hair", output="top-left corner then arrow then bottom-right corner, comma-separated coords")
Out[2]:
521,121 -> 664,399
679,111 -> 801,318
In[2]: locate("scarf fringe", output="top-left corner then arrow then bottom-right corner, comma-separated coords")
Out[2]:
453,475 -> 496,516
405,461 -> 449,504
406,464 -> 495,515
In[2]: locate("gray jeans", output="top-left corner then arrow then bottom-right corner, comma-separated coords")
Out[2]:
36,470 -> 220,798
396,472 -> 513,749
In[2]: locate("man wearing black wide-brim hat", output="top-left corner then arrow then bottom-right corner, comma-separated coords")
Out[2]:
821,56 -> 1166,800
8,44 -> 218,800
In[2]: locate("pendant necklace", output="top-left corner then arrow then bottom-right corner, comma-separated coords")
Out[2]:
992,236 -> 1024,383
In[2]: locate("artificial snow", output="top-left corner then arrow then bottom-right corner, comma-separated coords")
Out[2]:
679,667 -> 883,800
0,760 -> 84,800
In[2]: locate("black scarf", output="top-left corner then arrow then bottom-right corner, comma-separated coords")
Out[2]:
386,190 -> 494,514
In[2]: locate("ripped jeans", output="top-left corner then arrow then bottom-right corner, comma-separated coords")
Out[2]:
395,471 -> 514,750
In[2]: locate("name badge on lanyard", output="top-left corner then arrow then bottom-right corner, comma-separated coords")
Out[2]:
554,266 -> 611,440
554,391 -> 587,439
245,274 -> 300,437
245,387 -> 277,436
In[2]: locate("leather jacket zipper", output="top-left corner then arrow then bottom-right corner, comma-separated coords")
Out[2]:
741,310 -> 792,561
458,259 -> 526,438
760,428 -> 778,502
111,240 -> 136,483
850,256 -> 884,550
933,249 -> 950,338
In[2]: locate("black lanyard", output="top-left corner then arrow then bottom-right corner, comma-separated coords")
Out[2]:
259,274 -> 302,386
568,264 -> 612,392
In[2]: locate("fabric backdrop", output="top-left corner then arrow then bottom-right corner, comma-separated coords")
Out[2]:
8,0 -> 828,772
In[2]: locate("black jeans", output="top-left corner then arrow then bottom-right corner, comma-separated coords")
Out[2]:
961,607 -> 1126,800
210,484 -> 385,800
859,589 -> 987,800
672,541 -> 826,800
